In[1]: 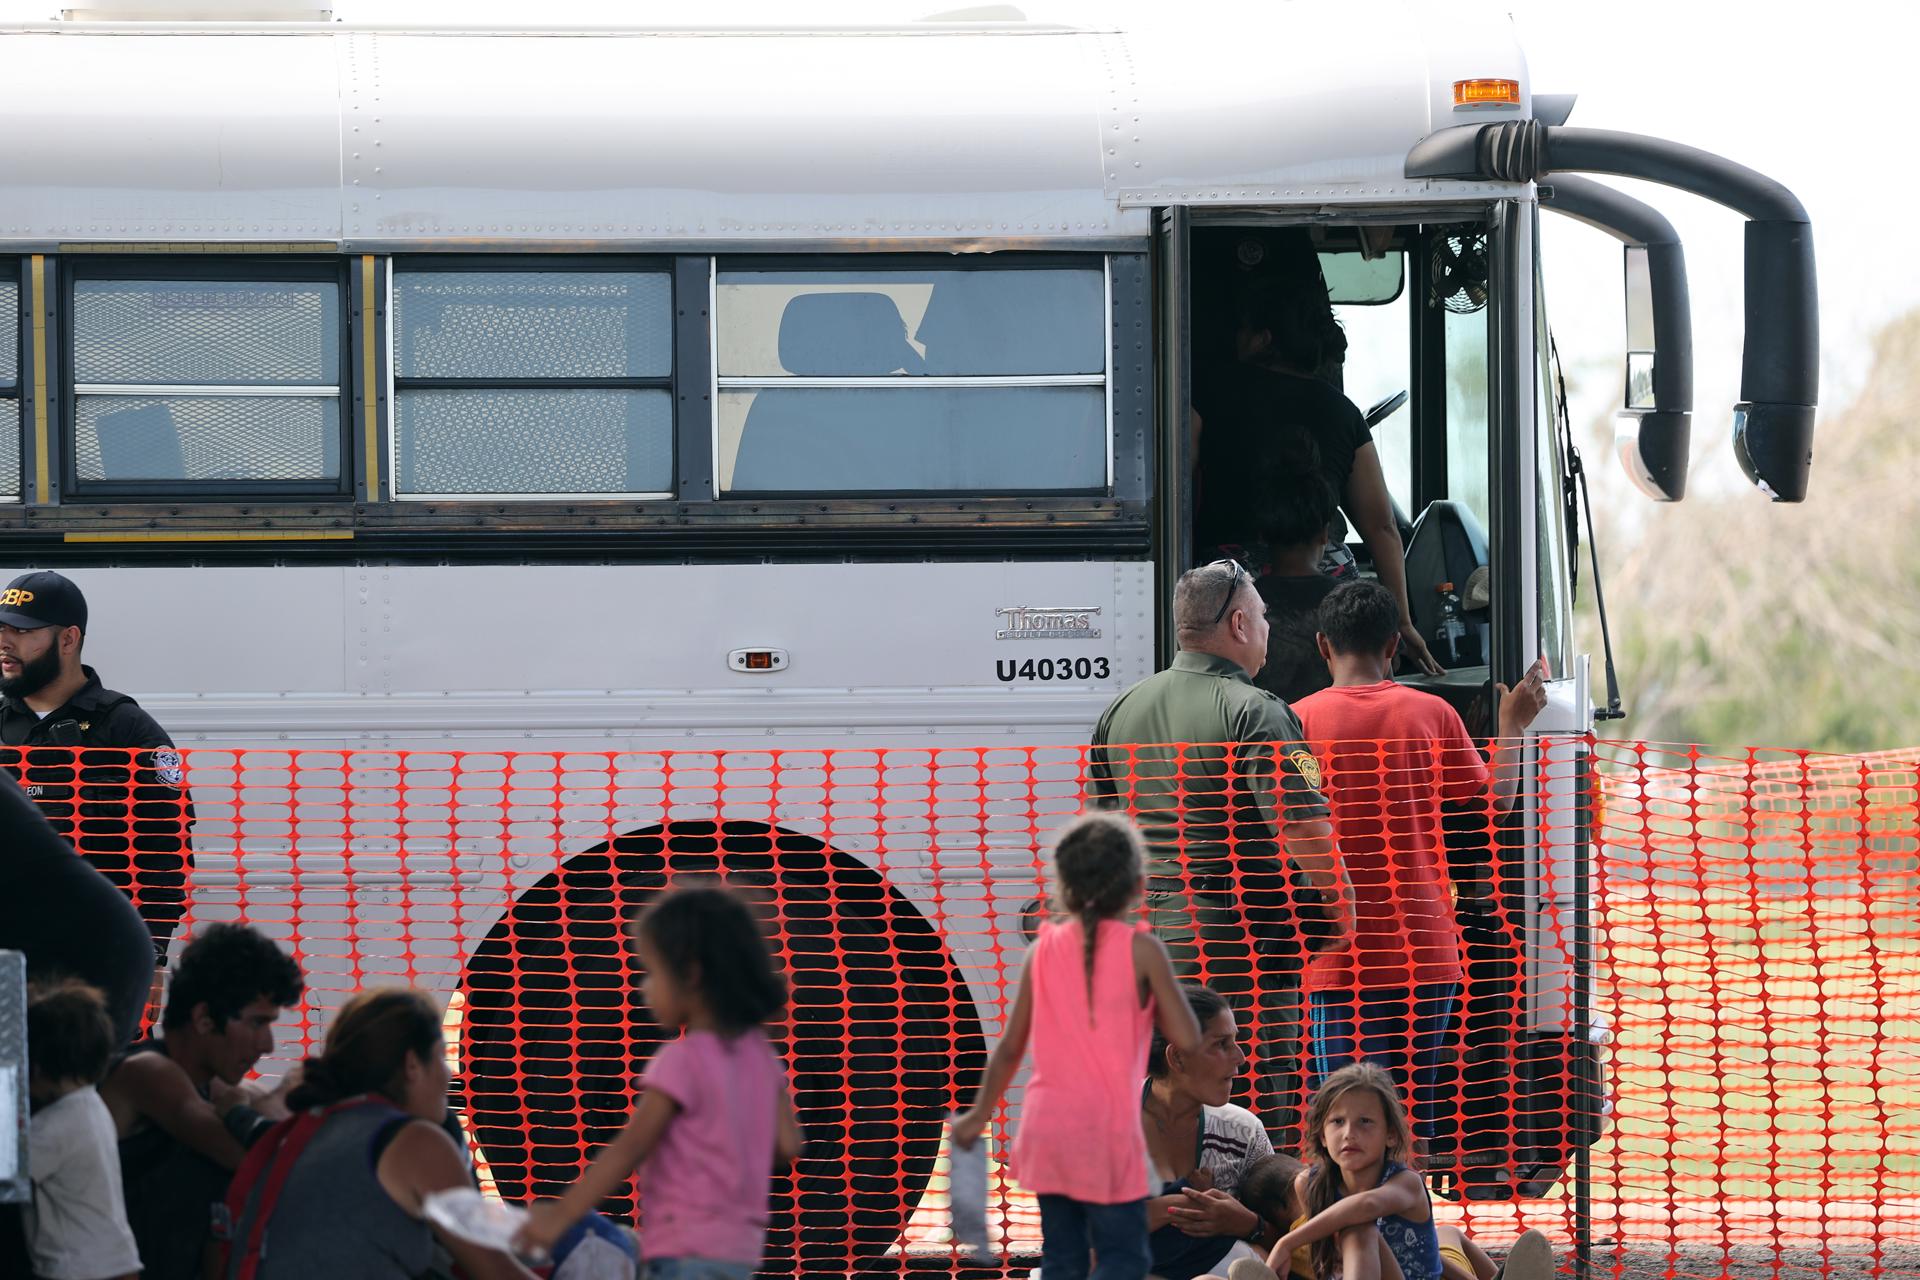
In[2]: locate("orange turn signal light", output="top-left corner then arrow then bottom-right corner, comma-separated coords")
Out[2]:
1454,78 -> 1521,108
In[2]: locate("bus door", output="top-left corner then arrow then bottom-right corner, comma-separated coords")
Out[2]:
1442,199 -> 1603,1202
1153,205 -> 1193,666
1168,209 -> 1499,719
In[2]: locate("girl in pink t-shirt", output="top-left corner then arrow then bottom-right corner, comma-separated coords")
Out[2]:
953,812 -> 1203,1280
516,886 -> 803,1278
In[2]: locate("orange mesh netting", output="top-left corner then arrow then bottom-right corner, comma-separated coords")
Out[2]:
5,738 -> 1915,1279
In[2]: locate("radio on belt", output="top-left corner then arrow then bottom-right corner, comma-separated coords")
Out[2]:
727,648 -> 790,673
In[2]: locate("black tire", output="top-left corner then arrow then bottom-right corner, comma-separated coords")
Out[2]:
458,819 -> 988,1274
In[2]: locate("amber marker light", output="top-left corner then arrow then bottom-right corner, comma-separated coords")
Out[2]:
1454,78 -> 1522,108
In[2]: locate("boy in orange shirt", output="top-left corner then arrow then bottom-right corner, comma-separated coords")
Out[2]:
1291,580 -> 1546,1138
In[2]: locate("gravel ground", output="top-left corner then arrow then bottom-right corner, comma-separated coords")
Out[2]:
1571,1241 -> 1920,1280
923,1240 -> 1920,1280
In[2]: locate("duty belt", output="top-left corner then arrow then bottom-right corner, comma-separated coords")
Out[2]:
1146,872 -> 1237,898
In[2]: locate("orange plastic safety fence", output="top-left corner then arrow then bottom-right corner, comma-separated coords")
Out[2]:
3,738 -> 1915,1280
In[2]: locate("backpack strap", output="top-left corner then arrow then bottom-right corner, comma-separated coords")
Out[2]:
219,1096 -> 393,1280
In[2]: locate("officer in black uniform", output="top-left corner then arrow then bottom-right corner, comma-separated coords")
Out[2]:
0,570 -> 193,963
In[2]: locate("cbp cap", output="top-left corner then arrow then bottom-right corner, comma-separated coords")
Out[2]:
0,570 -> 88,632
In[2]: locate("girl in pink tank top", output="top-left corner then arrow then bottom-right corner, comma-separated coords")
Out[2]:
953,812 -> 1203,1280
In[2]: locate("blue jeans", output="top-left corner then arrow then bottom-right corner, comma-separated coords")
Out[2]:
643,1260 -> 757,1280
1036,1195 -> 1150,1280
1308,983 -> 1461,1139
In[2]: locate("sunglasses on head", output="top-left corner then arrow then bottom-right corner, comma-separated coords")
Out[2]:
1205,558 -> 1246,627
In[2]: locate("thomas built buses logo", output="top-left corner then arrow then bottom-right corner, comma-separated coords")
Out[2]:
995,606 -> 1102,641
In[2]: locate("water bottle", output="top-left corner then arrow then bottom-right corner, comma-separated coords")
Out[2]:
1435,582 -> 1466,667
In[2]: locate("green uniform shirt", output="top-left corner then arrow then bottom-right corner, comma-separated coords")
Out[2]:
1088,650 -> 1330,892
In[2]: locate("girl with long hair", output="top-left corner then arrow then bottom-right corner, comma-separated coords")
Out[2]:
951,812 -> 1203,1280
514,885 -> 803,1280
1234,1062 -> 1431,1280
1229,1063 -> 1555,1280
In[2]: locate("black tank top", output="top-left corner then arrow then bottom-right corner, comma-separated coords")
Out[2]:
114,1038 -> 235,1280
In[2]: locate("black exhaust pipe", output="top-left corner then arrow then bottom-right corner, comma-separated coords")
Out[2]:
1408,122 -> 1817,501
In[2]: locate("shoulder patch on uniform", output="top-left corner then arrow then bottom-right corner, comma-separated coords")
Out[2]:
1288,748 -> 1323,790
154,747 -> 184,788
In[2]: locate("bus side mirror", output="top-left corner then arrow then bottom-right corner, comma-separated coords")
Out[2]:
1412,123 -> 1818,502
1616,243 -> 1690,501
1733,401 -> 1815,502
1540,177 -> 1693,502
1730,221 -> 1818,501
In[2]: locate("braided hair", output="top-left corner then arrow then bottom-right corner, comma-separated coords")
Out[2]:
1050,812 -> 1147,1003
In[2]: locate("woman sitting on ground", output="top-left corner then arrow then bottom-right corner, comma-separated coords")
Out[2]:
219,988 -> 539,1280
1142,983 -> 1303,1280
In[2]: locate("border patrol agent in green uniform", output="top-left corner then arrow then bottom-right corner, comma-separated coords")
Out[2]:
1089,559 -> 1349,1141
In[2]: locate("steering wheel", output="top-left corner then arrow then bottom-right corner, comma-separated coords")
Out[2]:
1365,389 -> 1409,429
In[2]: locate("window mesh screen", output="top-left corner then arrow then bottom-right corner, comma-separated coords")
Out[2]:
73,280 -> 339,386
1,279 -> 17,383
2,274 -> 16,497
395,272 -> 671,380
0,400 -> 17,497
397,389 -> 671,494
73,395 -> 340,482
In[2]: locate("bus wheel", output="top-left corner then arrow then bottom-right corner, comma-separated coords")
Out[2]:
457,819 -> 988,1274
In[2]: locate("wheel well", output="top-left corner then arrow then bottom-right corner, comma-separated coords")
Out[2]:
457,818 -> 989,1271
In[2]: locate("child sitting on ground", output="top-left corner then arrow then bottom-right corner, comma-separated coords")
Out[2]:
1228,1064 -> 1553,1280
24,976 -> 142,1280
1236,1154 -> 1308,1278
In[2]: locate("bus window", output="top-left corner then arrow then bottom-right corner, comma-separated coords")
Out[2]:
392,269 -> 673,497
70,274 -> 344,488
1333,291 -> 1412,517
715,264 -> 1107,494
1444,304 -> 1491,528
1536,260 -> 1574,679
1,272 -> 17,499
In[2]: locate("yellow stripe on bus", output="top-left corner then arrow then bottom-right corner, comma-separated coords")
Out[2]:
362,254 -> 380,500
29,256 -> 50,504
63,531 -> 355,543
57,242 -> 340,254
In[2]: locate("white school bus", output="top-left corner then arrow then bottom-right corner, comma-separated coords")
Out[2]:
0,0 -> 1816,1266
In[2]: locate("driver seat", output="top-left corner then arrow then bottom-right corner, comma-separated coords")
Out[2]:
1403,499 -> 1490,668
